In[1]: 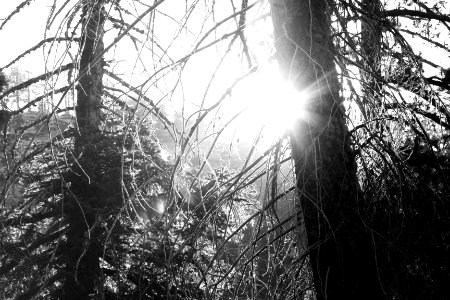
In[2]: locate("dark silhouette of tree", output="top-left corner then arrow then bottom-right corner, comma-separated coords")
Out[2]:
62,1 -> 107,297
0,72 -> 7,94
269,0 -> 384,298
334,0 -> 450,299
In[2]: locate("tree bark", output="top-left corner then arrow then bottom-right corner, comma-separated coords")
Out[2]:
74,0 -> 105,153
361,0 -> 383,119
64,1 -> 106,298
269,0 -> 384,299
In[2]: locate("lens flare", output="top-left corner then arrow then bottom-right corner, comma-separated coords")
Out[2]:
230,63 -> 309,146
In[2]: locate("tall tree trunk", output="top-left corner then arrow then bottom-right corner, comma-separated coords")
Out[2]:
361,0 -> 383,120
74,0 -> 105,153
64,1 -> 106,298
269,0 -> 384,299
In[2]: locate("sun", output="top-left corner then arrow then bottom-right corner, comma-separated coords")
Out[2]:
229,63 -> 309,147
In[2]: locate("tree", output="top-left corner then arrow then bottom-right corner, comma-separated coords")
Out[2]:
332,0 -> 450,298
269,0 -> 383,298
1,1 -> 170,298
1,1 -> 260,297
63,0 -> 106,297
0,72 -> 8,134
360,0 -> 383,120
358,1 -> 450,298
0,72 -> 7,96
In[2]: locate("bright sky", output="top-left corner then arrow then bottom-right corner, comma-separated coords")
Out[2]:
0,0 -> 54,72
2,0 -> 447,151
0,0 -> 294,148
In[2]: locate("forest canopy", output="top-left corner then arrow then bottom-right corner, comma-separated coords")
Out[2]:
0,0 -> 449,299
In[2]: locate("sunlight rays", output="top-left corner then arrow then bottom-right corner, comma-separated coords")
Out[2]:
230,63 -> 309,147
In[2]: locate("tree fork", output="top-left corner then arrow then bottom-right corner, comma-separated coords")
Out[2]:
269,0 -> 384,298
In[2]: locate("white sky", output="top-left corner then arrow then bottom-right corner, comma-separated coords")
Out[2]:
1,0 -> 448,149
0,0 -> 55,72
0,0 -> 282,146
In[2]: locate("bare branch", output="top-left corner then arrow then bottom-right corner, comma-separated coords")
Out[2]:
0,37 -> 79,72
0,0 -> 34,30
0,63 -> 74,104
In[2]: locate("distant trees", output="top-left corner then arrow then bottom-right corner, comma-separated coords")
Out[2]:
0,72 -> 7,95
0,67 -> 32,110
0,72 -> 8,133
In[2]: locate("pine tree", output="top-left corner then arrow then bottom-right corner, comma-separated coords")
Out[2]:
269,0 -> 384,298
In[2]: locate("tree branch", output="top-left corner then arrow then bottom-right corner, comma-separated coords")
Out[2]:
385,9 -> 450,23
0,38 -> 79,72
0,63 -> 74,105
